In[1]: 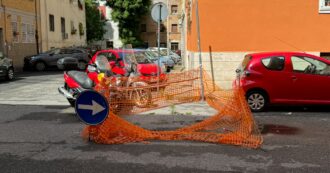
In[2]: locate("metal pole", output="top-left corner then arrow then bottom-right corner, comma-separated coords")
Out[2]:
209,46 -> 215,91
35,0 -> 39,54
157,4 -> 162,92
167,0 -> 170,58
195,0 -> 205,100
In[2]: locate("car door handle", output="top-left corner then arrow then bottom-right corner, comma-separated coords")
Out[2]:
291,76 -> 297,80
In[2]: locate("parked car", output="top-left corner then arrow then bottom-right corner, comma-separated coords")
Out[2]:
24,48 -> 90,71
0,52 -> 14,81
56,57 -> 79,70
233,52 -> 330,112
145,49 -> 175,70
148,47 -> 181,64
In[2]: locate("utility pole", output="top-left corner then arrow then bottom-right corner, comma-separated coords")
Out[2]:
195,0 -> 205,101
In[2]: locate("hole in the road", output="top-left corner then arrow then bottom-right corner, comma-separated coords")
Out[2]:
260,124 -> 300,135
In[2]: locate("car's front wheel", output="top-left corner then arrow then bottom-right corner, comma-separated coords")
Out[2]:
6,68 -> 14,81
246,90 -> 268,112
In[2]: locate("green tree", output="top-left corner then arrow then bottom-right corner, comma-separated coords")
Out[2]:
107,0 -> 151,47
85,0 -> 106,42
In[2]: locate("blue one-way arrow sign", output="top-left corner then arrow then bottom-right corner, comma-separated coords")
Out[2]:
75,90 -> 109,125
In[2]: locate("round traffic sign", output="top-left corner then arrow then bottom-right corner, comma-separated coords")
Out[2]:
75,90 -> 109,125
151,2 -> 168,22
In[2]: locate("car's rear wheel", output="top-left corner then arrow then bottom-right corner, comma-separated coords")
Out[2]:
35,62 -> 46,71
6,68 -> 14,81
246,91 -> 268,112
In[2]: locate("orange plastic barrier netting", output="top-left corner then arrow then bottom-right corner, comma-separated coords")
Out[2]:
82,69 -> 263,148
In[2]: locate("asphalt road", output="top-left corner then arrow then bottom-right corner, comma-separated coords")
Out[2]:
0,71 -> 329,173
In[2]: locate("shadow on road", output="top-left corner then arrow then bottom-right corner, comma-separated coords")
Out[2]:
17,70 -> 64,77
265,105 -> 330,113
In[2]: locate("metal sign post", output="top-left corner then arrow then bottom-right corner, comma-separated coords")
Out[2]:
151,2 -> 168,92
195,0 -> 205,101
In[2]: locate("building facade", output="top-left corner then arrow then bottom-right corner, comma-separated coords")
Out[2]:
0,0 -> 40,70
140,0 -> 182,51
186,0 -> 330,88
91,0 -> 122,49
39,0 -> 86,51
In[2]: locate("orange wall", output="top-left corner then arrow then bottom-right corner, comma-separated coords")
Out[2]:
187,0 -> 330,52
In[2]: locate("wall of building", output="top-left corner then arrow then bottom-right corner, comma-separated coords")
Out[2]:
0,0 -> 40,71
40,0 -> 86,51
140,0 -> 182,50
185,0 -> 330,88
91,1 -> 122,49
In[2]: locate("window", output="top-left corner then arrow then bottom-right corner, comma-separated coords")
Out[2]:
21,23 -> 27,43
78,0 -> 83,10
160,42 -> 167,48
160,24 -> 166,32
28,24 -> 35,43
61,17 -> 66,39
171,42 -> 179,51
106,41 -> 113,48
171,5 -> 178,14
140,24 -> 146,32
61,17 -> 66,33
49,14 -> 55,31
320,52 -> 330,60
261,56 -> 285,71
71,21 -> 77,35
291,56 -> 330,75
72,49 -> 83,54
171,24 -> 178,32
11,22 -> 18,42
98,52 -> 117,62
143,42 -> 149,48
319,0 -> 330,13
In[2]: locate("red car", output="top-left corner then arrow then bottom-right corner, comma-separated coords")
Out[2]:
233,52 -> 330,112
89,49 -> 167,84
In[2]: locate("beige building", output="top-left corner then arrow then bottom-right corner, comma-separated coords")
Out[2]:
140,0 -> 182,51
39,0 -> 86,51
0,0 -> 41,70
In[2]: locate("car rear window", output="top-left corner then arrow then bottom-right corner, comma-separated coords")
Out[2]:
238,55 -> 252,72
261,56 -> 285,71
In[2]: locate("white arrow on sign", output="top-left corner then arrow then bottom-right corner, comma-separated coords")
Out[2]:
78,100 -> 105,116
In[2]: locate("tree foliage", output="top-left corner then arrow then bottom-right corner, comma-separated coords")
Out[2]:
107,0 -> 151,47
85,0 -> 106,42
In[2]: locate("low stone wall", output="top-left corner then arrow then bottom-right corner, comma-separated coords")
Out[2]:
9,43 -> 37,71
185,51 -> 245,89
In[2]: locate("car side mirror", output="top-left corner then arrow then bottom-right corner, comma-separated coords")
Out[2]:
49,53 -> 54,56
87,64 -> 97,72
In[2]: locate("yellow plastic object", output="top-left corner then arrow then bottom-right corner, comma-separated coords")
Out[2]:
82,69 -> 263,148
97,73 -> 105,82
